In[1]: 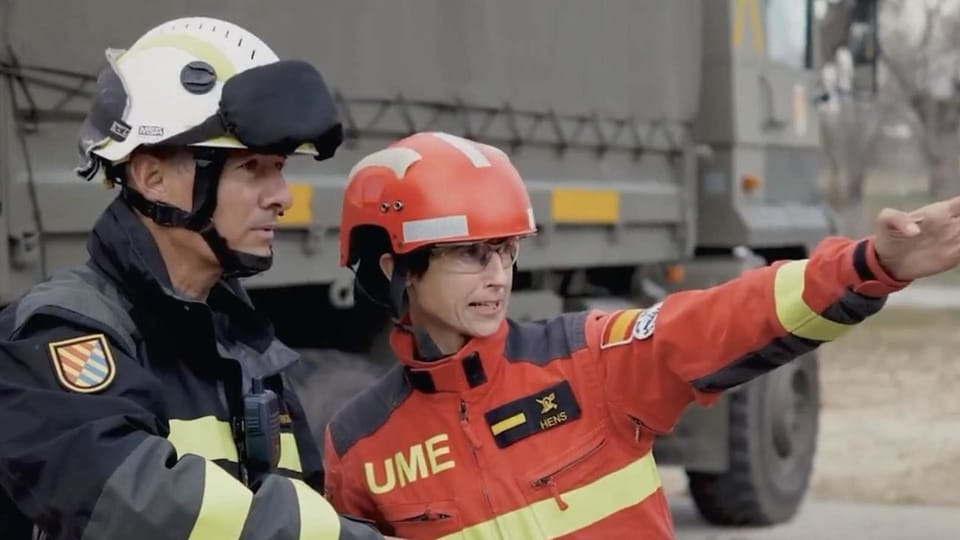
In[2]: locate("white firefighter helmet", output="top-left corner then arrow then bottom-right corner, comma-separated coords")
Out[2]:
75,16 -> 342,278
77,16 -> 329,180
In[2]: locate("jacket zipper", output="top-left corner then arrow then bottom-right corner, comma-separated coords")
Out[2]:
629,415 -> 663,440
459,399 -> 496,515
530,439 -> 607,511
459,399 -> 483,448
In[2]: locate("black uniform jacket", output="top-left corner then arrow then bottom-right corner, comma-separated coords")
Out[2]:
0,197 -> 381,540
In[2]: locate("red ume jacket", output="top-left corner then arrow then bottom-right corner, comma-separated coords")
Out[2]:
323,236 -> 907,539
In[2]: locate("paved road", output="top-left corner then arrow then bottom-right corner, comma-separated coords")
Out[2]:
670,495 -> 960,540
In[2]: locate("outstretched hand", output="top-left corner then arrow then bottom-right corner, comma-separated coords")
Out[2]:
873,195 -> 960,281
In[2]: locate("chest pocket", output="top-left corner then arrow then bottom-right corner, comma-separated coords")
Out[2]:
511,425 -> 614,537
377,499 -> 464,539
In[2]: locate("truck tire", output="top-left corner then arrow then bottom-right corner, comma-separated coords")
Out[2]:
687,352 -> 820,526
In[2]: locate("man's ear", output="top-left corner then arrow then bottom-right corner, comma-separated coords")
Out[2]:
127,152 -> 167,201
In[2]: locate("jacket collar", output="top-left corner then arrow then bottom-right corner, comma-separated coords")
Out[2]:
85,196 -> 297,376
390,318 -> 507,394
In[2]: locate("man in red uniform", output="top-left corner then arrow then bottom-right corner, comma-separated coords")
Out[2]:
323,131 -> 959,539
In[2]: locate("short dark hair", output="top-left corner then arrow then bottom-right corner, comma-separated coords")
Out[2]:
352,226 -> 432,310
122,145 -> 194,186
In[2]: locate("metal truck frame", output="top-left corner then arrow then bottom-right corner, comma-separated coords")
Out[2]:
0,0 -> 877,526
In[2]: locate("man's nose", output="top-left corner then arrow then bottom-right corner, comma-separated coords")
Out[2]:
265,173 -> 293,213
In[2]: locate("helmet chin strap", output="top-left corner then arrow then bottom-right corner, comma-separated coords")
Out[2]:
387,259 -> 447,361
350,255 -> 447,361
114,147 -> 273,280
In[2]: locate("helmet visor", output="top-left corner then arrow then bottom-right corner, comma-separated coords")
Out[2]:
162,59 -> 343,159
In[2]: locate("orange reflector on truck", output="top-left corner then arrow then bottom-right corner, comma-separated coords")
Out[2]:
741,174 -> 761,192
550,189 -> 620,224
665,265 -> 685,284
277,183 -> 313,226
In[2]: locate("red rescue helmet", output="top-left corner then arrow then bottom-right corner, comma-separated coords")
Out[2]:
339,131 -> 537,267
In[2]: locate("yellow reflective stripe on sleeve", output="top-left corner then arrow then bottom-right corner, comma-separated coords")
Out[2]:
168,416 -> 238,462
288,478 -> 342,540
439,452 -> 662,540
169,417 -> 303,473
279,432 -> 303,472
188,459 -> 253,540
773,260 -> 851,341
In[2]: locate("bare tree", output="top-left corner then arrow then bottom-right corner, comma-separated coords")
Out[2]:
815,1 -> 893,235
879,0 -> 960,199
817,54 -> 892,208
815,0 -> 960,237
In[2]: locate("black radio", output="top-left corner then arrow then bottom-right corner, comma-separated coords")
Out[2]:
240,377 -> 281,482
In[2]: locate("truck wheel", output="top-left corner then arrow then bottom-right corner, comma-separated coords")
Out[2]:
687,352 -> 820,526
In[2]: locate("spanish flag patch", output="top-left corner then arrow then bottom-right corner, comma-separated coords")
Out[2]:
600,308 -> 643,349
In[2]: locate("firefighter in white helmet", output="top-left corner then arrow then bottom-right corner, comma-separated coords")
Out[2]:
0,16 -> 392,540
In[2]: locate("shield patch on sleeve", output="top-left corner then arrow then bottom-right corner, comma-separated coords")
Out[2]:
48,334 -> 116,393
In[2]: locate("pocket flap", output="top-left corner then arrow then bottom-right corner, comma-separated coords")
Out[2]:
378,498 -> 460,523
377,499 -> 464,538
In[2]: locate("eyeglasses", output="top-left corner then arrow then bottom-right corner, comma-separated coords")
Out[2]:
429,237 -> 522,273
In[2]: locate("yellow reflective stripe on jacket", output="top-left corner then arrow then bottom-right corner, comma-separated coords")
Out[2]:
773,260 -> 851,341
189,459 -> 253,540
167,415 -> 303,472
168,416 -> 238,462
438,451 -> 662,540
289,477 -> 342,539
279,433 -> 303,472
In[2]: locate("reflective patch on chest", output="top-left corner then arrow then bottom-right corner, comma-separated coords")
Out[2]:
483,380 -> 582,448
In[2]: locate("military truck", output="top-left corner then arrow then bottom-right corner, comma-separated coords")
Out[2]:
0,0 -> 877,527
